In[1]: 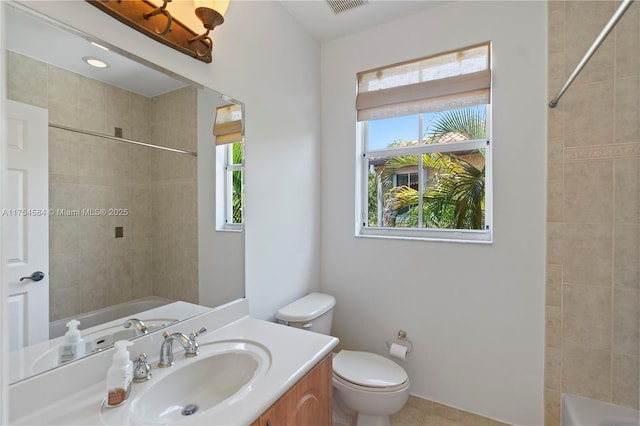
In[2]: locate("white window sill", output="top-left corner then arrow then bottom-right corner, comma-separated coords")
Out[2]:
357,227 -> 492,244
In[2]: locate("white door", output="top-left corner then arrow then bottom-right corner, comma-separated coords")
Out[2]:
5,100 -> 49,349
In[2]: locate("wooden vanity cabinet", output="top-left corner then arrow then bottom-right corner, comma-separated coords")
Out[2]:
251,353 -> 332,426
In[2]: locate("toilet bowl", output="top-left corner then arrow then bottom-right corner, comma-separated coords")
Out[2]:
276,293 -> 410,426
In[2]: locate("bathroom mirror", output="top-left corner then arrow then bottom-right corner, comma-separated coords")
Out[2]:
3,2 -> 245,383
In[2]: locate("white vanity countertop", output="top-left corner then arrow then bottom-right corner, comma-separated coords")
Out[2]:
10,299 -> 339,426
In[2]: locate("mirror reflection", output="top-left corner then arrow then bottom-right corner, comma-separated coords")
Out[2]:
4,3 -> 244,383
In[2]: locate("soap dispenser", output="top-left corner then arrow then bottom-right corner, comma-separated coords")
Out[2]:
105,340 -> 134,408
58,319 -> 86,364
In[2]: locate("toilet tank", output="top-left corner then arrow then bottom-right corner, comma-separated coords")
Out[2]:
276,292 -> 336,335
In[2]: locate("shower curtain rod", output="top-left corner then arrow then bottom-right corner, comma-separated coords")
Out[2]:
549,0 -> 635,108
48,123 -> 198,157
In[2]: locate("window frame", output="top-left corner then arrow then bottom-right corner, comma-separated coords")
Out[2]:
216,142 -> 244,232
356,107 -> 493,244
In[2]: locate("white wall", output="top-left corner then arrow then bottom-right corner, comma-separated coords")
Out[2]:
11,1 -> 322,322
320,2 -> 547,425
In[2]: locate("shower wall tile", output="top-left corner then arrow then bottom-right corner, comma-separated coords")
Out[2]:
547,137 -> 564,181
544,389 -> 561,426
546,264 -> 562,307
615,3 -> 640,79
562,223 -> 612,287
612,353 -> 640,409
545,347 -> 562,391
562,344 -> 611,401
614,77 -> 640,143
563,159 -> 613,223
547,179 -> 563,222
47,65 -> 78,107
7,52 -> 48,108
548,10 -> 564,55
562,284 -> 612,351
564,0 -> 615,86
78,75 -> 107,112
614,157 -> 640,224
564,80 -> 614,147
546,306 -> 562,349
613,288 -> 639,355
614,224 -> 640,290
546,1 -> 639,420
546,222 -> 563,265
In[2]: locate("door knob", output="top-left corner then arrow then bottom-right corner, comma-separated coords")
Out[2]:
19,271 -> 45,282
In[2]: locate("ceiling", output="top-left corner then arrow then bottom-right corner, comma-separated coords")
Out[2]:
279,0 -> 448,42
5,1 -> 447,97
5,5 -> 188,98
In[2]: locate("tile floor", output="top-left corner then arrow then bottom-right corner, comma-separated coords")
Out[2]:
391,396 -> 510,426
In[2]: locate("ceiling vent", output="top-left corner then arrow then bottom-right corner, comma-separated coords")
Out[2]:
326,0 -> 368,14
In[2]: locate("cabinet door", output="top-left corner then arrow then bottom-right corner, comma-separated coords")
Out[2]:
253,353 -> 332,426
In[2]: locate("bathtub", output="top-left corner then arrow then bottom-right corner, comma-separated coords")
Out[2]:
49,296 -> 173,339
562,394 -> 639,426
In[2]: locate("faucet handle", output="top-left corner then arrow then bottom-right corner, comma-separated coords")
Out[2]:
189,327 -> 207,339
133,353 -> 152,383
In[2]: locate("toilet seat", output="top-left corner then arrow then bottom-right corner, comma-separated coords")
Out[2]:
333,350 -> 408,392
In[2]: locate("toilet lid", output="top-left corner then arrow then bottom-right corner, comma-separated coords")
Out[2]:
333,350 -> 408,388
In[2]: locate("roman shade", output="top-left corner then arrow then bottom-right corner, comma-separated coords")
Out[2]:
213,103 -> 243,145
356,43 -> 491,121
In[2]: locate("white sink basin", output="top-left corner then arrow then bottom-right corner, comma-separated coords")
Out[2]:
102,340 -> 271,425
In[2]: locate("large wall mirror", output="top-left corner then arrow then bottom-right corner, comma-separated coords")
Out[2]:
3,2 -> 245,383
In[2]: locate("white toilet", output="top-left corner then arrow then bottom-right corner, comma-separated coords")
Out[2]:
276,292 -> 410,426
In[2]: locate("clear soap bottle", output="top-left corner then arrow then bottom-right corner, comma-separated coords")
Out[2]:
105,340 -> 133,408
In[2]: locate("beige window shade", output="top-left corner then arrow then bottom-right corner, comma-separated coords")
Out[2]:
356,43 -> 490,121
213,103 -> 243,145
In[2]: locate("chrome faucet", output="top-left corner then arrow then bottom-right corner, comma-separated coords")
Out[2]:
123,318 -> 149,335
158,327 -> 207,368
133,353 -> 152,383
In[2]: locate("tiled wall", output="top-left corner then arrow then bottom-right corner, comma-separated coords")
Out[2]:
545,1 -> 640,424
7,51 -> 198,321
149,87 -> 199,303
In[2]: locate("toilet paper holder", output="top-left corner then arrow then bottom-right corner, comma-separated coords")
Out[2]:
385,330 -> 413,354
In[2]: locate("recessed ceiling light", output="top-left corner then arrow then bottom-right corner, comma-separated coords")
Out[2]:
90,41 -> 110,51
82,56 -> 110,69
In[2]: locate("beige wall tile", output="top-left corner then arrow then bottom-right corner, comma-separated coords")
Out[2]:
48,64 -> 78,107
615,4 -> 640,79
612,352 -> 640,409
8,52 -> 48,108
565,81 -> 614,147
547,179 -> 563,222
615,77 -> 640,144
49,217 -> 79,256
613,289 -> 639,355
547,137 -> 564,181
49,100 -> 78,128
546,264 -> 562,307
563,159 -> 613,223
614,157 -> 640,224
544,389 -> 561,426
562,344 -> 611,401
547,222 -> 563,265
548,104 -> 564,140
78,75 -> 107,112
548,9 -> 565,55
614,224 -> 640,290
564,1 -> 615,86
546,306 -> 562,349
563,284 -> 612,351
49,286 -> 82,322
562,224 -> 612,287
49,128 -> 79,177
545,347 -> 562,391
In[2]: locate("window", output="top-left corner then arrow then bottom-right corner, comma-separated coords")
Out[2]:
214,103 -> 244,230
357,43 -> 492,242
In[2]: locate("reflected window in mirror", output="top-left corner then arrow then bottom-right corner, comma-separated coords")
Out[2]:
214,104 -> 244,230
